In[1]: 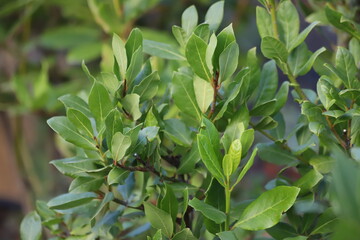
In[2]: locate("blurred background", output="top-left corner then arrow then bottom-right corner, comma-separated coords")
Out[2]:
0,0 -> 343,238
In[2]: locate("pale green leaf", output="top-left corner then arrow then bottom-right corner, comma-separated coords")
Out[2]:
111,132 -> 131,162
20,211 -> 42,240
144,202 -> 173,238
189,198 -> 226,224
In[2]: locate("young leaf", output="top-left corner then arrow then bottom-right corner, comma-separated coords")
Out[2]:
219,41 -> 239,82
112,33 -> 127,80
234,186 -> 300,230
20,211 -> 42,240
205,1 -> 224,32
182,5 -> 198,37
48,192 -> 97,210
233,148 -> 257,187
144,202 -> 173,238
222,155 -> 233,177
172,72 -> 202,121
189,198 -> 226,224
194,23 -> 210,42
111,132 -> 131,162
185,34 -> 212,81
88,82 -> 113,124
228,139 -> 242,172
47,117 -> 96,150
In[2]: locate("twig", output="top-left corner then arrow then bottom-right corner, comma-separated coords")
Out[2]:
208,71 -> 220,118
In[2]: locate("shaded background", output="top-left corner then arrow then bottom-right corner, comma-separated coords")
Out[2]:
0,0 -> 337,238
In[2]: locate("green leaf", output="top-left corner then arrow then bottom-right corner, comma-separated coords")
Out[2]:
111,132 -> 131,162
266,222 -> 298,240
289,21 -> 319,52
261,36 -> 288,63
101,72 -> 120,96
277,0 -> 299,49
213,24 -> 236,70
91,192 -> 114,220
108,167 -> 130,185
256,7 -> 273,38
234,186 -> 300,230
105,109 -> 123,150
349,38 -> 360,65
273,81 -> 290,114
160,183 -> 178,223
189,198 -> 226,224
233,148 -> 257,187
172,228 -> 197,240
47,117 -> 96,150
200,117 -> 221,158
164,119 -> 192,147
255,60 -> 278,106
205,1 -> 224,32
144,202 -> 173,238
88,82 -> 113,124
197,134 -> 224,184
69,176 -> 104,193
177,143 -> 200,174
335,47 -> 358,89
132,71 -> 160,102
297,47 -> 326,76
152,229 -> 163,240
143,40 -> 185,61
219,41 -> 239,82
257,143 -> 298,166
185,34 -> 212,81
125,46 -> 143,87
125,28 -> 143,65
310,208 -> 338,235
112,33 -> 127,80
325,6 -> 360,40
172,25 -> 186,47
194,23 -> 210,42
182,5 -> 198,37
206,34 -> 217,71
294,169 -> 323,194
172,72 -> 202,121
20,211 -> 42,240
222,154 -> 233,177
50,157 -> 102,177
58,94 -> 92,118
121,93 -> 142,120
309,156 -> 335,174
48,192 -> 98,210
250,99 -> 277,116
193,76 -> 213,113
228,139 -> 242,173
241,129 -> 255,157
67,108 -> 93,138
204,179 -> 225,234
254,116 -> 278,130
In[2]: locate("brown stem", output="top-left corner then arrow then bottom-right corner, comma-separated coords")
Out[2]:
122,78 -> 127,97
208,71 -> 220,119
114,162 -> 183,183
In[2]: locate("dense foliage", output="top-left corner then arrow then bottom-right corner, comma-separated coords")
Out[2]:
20,0 -> 360,239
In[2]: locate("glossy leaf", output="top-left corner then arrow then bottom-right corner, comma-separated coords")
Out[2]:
88,82 -> 113,124
112,33 -> 127,80
144,202 -> 173,238
133,71 -> 160,102
294,169 -> 323,194
219,41 -> 239,82
111,132 -> 131,162
261,36 -> 288,63
172,72 -> 202,121
185,34 -> 212,81
189,198 -> 226,224
182,5 -> 198,36
234,186 -> 300,230
47,117 -> 96,150
48,192 -> 97,210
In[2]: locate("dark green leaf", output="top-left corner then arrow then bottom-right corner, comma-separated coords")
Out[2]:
250,99 -> 277,116
258,142 -> 298,166
48,192 -> 97,210
189,198 -> 226,224
219,41 -> 239,82
112,33 -> 127,80
132,71 -> 160,102
108,168 -> 130,185
88,82 -> 113,124
255,60 -> 278,106
160,183 -> 178,223
144,202 -> 173,238
177,143 -> 200,174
